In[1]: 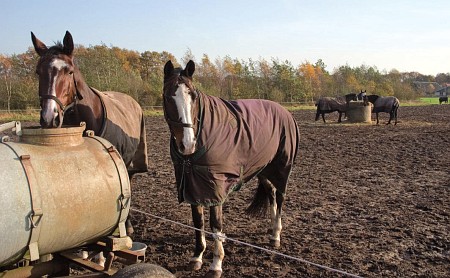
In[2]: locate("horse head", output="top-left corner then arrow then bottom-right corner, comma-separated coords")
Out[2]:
366,94 -> 379,104
32,31 -> 83,128
163,60 -> 200,155
358,90 -> 368,105
344,93 -> 357,104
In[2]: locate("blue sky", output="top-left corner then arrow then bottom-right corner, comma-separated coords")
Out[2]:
1,0 -> 449,75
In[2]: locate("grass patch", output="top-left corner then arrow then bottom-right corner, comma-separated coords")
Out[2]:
0,110 -> 163,124
0,111 -> 40,123
418,97 -> 440,105
143,109 -> 164,117
284,104 -> 316,111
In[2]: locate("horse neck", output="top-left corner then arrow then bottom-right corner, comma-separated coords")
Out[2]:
73,71 -> 104,134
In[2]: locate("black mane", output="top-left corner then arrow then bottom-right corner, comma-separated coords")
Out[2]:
44,41 -> 64,56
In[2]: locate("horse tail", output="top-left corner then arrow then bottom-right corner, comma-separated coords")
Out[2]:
392,97 -> 400,112
245,180 -> 269,218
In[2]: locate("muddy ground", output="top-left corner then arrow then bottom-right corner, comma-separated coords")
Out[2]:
4,105 -> 447,277
126,104 -> 450,278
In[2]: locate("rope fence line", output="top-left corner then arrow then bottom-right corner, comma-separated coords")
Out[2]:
130,208 -> 363,278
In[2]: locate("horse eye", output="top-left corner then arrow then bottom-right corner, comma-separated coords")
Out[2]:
190,90 -> 198,100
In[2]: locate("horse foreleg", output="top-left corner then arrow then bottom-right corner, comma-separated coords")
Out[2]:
207,205 -> 224,278
376,113 -> 380,125
321,113 -> 326,123
189,205 -> 206,271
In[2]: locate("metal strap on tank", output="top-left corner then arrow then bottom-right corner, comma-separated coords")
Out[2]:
19,154 -> 43,262
88,135 -> 131,238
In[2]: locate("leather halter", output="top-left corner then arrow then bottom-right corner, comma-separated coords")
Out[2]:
39,75 -> 80,128
162,94 -> 199,129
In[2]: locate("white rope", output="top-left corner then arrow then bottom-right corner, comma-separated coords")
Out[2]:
130,208 -> 363,278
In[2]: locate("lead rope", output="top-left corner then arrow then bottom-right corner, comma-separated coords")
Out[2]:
130,208 -> 364,278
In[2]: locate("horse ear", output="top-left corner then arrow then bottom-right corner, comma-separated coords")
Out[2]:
185,60 -> 195,78
63,31 -> 74,56
164,60 -> 174,79
31,32 -> 48,56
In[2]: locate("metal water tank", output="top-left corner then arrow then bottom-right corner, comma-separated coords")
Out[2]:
0,123 -> 130,267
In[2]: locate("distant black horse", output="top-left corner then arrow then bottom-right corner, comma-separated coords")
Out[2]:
315,93 -> 357,123
439,96 -> 448,104
366,95 -> 400,125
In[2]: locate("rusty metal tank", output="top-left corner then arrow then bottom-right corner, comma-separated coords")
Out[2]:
0,122 -> 130,267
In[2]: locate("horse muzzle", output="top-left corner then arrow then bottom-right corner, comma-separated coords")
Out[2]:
178,140 -> 196,156
40,108 -> 62,128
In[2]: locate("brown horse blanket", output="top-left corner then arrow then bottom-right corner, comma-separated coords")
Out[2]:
92,88 -> 148,174
171,93 -> 298,206
316,96 -> 348,111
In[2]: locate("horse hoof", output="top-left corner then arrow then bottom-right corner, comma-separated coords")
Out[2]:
270,239 -> 281,248
188,260 -> 202,271
204,270 -> 222,278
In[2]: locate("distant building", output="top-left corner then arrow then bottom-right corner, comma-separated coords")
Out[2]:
413,81 -> 440,95
434,84 -> 450,96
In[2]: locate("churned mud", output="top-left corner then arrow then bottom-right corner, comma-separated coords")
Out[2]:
5,105 -> 448,277
129,104 -> 450,277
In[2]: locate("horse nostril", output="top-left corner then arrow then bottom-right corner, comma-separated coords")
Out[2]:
179,144 -> 185,152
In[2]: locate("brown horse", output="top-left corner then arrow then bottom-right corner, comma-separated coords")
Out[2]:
31,31 -> 148,233
163,60 -> 299,278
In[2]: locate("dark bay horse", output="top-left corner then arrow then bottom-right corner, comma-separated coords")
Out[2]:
32,31 -> 148,234
366,94 -> 400,125
315,93 -> 357,123
163,60 -> 299,278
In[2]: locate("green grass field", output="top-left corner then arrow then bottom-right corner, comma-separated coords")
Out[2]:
419,97 -> 441,105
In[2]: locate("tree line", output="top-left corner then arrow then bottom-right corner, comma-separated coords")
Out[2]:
1,43 -> 449,111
